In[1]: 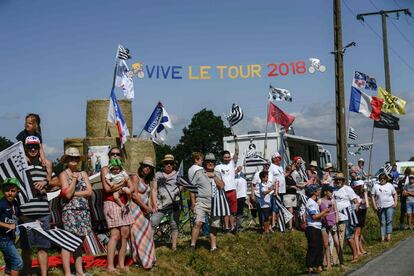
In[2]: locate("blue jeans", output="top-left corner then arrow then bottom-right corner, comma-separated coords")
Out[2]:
378,207 -> 395,237
0,236 -> 23,271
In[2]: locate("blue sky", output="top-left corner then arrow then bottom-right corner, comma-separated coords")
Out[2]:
0,0 -> 413,170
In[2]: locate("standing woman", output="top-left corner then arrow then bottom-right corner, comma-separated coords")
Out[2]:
101,147 -> 134,272
130,157 -> 157,269
59,148 -> 92,276
372,173 -> 398,242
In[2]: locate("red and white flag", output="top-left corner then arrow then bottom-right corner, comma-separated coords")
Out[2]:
267,102 -> 295,130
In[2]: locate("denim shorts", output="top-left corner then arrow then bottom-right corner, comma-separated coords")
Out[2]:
271,197 -> 280,214
0,236 -> 23,271
343,220 -> 355,240
20,215 -> 51,250
406,202 -> 414,214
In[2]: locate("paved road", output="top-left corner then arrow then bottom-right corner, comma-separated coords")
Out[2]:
348,236 -> 414,276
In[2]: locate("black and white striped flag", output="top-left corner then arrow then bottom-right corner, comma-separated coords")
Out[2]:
244,155 -> 269,167
269,85 -> 292,102
348,126 -> 358,140
0,142 -> 32,203
211,181 -> 230,217
299,161 -> 309,182
226,104 -> 243,127
274,195 -> 293,232
117,44 -> 131,60
19,221 -> 83,252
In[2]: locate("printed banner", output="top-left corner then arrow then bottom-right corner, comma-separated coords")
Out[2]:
88,146 -> 110,174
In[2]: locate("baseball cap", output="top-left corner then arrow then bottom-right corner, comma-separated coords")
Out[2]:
25,136 -> 40,145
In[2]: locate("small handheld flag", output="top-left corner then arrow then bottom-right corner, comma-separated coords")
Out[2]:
226,104 -> 243,127
348,127 -> 358,140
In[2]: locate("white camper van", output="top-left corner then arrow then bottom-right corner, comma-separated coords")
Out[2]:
223,131 -> 332,180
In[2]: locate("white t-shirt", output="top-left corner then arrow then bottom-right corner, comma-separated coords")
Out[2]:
269,163 -> 286,194
252,171 -> 274,197
306,198 -> 322,229
372,183 -> 396,209
235,176 -> 247,199
333,185 -> 357,221
188,164 -> 203,183
215,160 -> 236,192
258,182 -> 273,208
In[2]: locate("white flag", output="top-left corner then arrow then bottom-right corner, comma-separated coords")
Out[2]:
115,60 -> 134,100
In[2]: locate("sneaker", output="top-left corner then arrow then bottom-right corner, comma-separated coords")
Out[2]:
210,247 -> 218,252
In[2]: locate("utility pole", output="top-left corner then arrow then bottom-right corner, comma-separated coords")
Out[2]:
357,8 -> 411,165
333,0 -> 348,176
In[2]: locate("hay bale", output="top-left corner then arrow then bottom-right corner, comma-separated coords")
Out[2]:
86,99 -> 133,138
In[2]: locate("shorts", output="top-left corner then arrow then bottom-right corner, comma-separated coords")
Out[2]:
0,236 -> 23,271
225,190 -> 238,214
194,200 -> 220,228
270,197 -> 280,214
20,215 -> 51,250
283,194 -> 297,208
406,202 -> 414,214
340,220 -> 355,240
356,208 -> 367,228
322,224 -> 337,233
262,207 -> 272,219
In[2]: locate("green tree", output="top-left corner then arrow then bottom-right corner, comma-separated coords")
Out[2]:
409,156 -> 414,162
173,109 -> 231,169
0,136 -> 13,152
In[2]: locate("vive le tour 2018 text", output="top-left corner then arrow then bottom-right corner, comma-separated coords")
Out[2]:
134,60 -> 311,80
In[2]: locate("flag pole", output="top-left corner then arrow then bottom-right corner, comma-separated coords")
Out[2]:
105,45 -> 121,138
367,123 -> 375,176
264,101 -> 270,160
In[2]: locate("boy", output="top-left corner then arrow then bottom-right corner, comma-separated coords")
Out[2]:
403,175 -> 414,230
0,178 -> 23,276
257,171 -> 275,233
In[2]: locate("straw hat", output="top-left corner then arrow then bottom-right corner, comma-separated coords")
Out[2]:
309,160 -> 318,168
334,172 -> 346,180
324,163 -> 333,170
161,154 -> 175,163
60,147 -> 85,163
140,157 -> 155,168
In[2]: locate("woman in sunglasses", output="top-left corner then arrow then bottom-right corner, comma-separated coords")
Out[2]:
101,147 -> 134,273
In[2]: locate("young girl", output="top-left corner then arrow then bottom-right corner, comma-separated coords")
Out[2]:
16,114 -> 49,169
403,175 -> 414,230
104,159 -> 132,210
319,185 -> 343,269
257,171 -> 275,234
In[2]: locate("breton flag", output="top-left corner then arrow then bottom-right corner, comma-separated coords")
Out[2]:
0,142 -> 32,202
353,71 -> 377,91
377,87 -> 406,115
349,86 -> 383,121
115,59 -> 134,100
107,88 -> 130,147
143,102 -> 173,145
19,221 -> 82,253
117,44 -> 131,60
348,126 -> 358,140
374,112 -> 400,130
226,104 -> 243,127
267,102 -> 295,130
269,85 -> 292,102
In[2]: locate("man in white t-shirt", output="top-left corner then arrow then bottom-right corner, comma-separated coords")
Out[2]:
269,152 -> 286,195
215,138 -> 239,232
235,167 -> 247,231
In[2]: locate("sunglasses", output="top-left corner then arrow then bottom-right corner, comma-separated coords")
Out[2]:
164,161 -> 174,166
67,156 -> 80,162
110,152 -> 121,157
26,144 -> 40,150
142,164 -> 153,169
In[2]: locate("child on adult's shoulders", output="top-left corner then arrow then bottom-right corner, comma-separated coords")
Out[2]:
0,178 -> 23,276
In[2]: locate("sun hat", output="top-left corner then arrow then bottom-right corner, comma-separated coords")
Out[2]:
334,172 -> 346,180
140,157 -> 155,168
324,163 -> 333,170
204,153 -> 216,162
310,160 -> 318,168
305,184 -> 321,197
1,177 -> 20,189
109,158 -> 123,169
25,136 -> 40,145
161,154 -> 175,163
60,147 -> 85,163
352,180 -> 365,188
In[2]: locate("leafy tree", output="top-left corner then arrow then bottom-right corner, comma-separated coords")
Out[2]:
0,136 -> 13,152
409,156 -> 414,162
173,109 -> 231,170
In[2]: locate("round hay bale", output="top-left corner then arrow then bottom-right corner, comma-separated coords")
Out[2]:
86,99 -> 133,138
123,138 -> 156,174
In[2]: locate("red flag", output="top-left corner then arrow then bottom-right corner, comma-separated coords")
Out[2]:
267,102 -> 295,129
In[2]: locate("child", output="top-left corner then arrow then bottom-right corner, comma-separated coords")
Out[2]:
319,185 -> 343,269
257,171 -> 275,234
16,114 -> 49,169
403,175 -> 414,230
353,180 -> 369,256
104,159 -> 131,210
0,178 -> 23,276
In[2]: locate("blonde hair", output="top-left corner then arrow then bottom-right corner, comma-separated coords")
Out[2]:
25,113 -> 41,134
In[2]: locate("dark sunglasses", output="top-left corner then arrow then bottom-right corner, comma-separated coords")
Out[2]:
67,156 -> 80,162
110,152 -> 121,157
164,161 -> 174,166
26,144 -> 40,150
142,164 -> 153,169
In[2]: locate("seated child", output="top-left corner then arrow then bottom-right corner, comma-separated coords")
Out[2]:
0,178 -> 23,276
104,159 -> 131,210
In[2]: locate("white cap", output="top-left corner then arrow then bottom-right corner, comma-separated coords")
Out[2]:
358,158 -> 365,162
272,152 -> 281,159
